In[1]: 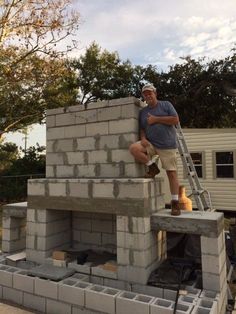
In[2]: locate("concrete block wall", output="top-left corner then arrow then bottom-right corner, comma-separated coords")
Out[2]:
2,202 -> 27,253
116,216 -> 166,284
73,212 -> 117,254
26,209 -> 71,264
46,97 -> 145,178
0,263 -> 224,313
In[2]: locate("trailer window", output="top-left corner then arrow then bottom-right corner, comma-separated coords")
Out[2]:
215,151 -> 234,178
190,152 -> 203,178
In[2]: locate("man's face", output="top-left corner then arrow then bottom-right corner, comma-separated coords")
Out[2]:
142,90 -> 157,106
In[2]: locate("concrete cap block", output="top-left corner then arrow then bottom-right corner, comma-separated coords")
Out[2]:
170,301 -> 193,313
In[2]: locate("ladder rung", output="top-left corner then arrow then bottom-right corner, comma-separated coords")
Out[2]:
188,171 -> 195,176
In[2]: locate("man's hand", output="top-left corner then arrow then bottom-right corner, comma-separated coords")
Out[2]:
147,113 -> 158,125
141,138 -> 150,148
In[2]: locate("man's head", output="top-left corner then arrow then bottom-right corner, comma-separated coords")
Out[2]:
141,84 -> 157,107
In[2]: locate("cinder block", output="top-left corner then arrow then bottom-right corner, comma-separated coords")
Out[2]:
46,115 -> 56,127
58,280 -> 92,306
69,181 -> 89,198
102,233 -> 116,246
150,298 -> 173,314
26,248 -> 51,264
23,293 -> 46,313
46,153 -> 64,165
64,124 -> 86,138
77,137 -> 96,151
2,287 -> 23,305
191,306 -> 212,313
201,247 -> 226,275
46,299 -> 72,314
0,266 -> 17,287
56,112 -> 76,126
117,262 -> 158,284
13,270 -> 34,293
88,150 -> 108,164
121,103 -> 140,119
54,139 -> 74,152
117,216 -> 151,233
117,182 -> 149,199
93,182 -> 114,198
202,263 -> 226,292
201,232 -> 224,255
200,290 -> 219,299
108,119 -> 138,134
179,295 -> 198,305
197,298 -> 218,313
28,181 -> 45,196
97,105 -> 121,121
170,302 -> 193,313
27,209 -> 36,222
111,149 -> 134,163
86,121 -> 109,136
91,219 -> 113,233
35,277 -> 58,299
36,231 -> 70,251
46,166 -> 55,177
48,182 -> 66,196
99,135 -> 120,149
77,165 -> 95,177
56,165 -> 75,177
99,164 -> 121,177
117,291 -> 154,314
47,126 -> 65,140
67,152 -> 84,164
73,218 -> 91,231
80,231 -> 102,245
117,231 -> 155,250
2,228 -> 20,241
125,163 -> 146,177
75,108 -> 98,124
85,285 -> 120,314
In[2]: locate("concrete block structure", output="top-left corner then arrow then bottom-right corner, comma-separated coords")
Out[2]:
26,97 -> 166,284
2,202 -> 27,253
0,97 -> 228,313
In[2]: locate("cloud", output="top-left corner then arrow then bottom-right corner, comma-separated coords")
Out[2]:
71,0 -> 236,70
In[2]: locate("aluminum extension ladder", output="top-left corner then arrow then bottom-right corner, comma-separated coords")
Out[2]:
176,123 -> 213,211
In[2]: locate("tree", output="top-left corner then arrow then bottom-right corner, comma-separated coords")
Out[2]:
0,141 -> 19,172
0,144 -> 45,202
0,49 -> 77,139
71,42 -> 140,106
0,0 -> 80,140
0,0 -> 80,62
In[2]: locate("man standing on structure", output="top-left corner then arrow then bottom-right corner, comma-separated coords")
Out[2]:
129,84 -> 181,216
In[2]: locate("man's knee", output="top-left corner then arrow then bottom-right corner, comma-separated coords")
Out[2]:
129,142 -> 137,154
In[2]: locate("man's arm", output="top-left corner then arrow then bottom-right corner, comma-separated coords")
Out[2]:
147,113 -> 179,126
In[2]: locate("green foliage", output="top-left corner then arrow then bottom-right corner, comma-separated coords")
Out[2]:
0,144 -> 45,202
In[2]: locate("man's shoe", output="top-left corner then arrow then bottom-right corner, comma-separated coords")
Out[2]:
171,200 -> 181,216
144,163 -> 160,178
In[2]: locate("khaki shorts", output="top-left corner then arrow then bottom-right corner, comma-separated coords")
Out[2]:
138,141 -> 178,171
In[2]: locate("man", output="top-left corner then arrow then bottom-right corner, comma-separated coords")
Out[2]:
129,84 -> 180,216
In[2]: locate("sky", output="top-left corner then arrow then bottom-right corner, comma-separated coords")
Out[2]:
4,0 -> 236,148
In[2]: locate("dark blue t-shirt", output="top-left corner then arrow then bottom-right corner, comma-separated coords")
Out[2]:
139,101 -> 178,149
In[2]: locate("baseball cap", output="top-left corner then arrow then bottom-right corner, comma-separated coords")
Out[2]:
142,84 -> 156,93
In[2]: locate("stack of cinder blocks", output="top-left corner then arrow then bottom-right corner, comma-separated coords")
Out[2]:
0,265 -> 221,314
2,202 -> 27,253
151,209 -> 227,313
27,97 -> 166,284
